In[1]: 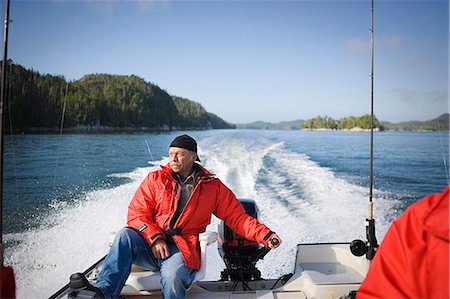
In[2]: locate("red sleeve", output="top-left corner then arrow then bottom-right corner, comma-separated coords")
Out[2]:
127,173 -> 165,246
213,181 -> 273,246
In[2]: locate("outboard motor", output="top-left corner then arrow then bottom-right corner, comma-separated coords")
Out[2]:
218,199 -> 270,281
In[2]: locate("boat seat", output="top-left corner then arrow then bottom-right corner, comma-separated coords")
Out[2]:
299,262 -> 365,285
118,231 -> 218,294
295,244 -> 368,286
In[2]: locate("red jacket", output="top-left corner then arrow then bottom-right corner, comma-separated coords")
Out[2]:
357,186 -> 449,299
127,163 -> 273,269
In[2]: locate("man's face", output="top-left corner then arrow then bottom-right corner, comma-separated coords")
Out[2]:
169,147 -> 197,177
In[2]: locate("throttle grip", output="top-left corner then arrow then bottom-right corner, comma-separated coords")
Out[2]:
270,237 -> 280,247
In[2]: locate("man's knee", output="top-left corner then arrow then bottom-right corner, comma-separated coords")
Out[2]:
116,227 -> 136,237
113,227 -> 141,247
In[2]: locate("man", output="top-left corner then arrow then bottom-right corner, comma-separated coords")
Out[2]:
73,134 -> 281,298
357,186 -> 449,299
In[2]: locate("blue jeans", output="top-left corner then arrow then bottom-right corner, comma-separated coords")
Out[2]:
94,228 -> 197,298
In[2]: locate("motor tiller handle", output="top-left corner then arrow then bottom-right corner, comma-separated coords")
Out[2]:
252,236 -> 280,261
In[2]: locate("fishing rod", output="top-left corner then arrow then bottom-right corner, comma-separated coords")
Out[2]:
0,0 -> 10,269
0,0 -> 15,298
366,0 -> 378,260
145,139 -> 155,164
350,0 -> 378,261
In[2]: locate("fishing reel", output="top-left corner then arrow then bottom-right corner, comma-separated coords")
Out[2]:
350,239 -> 369,257
350,218 -> 378,260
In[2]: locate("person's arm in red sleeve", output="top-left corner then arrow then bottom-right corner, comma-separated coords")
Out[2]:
127,173 -> 165,247
213,181 -> 281,248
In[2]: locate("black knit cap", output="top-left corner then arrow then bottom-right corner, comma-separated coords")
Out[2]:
169,134 -> 200,161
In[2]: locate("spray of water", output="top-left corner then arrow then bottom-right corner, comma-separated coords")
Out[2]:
4,166 -> 157,298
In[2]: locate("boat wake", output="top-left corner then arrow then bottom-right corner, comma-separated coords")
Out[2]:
199,136 -> 400,280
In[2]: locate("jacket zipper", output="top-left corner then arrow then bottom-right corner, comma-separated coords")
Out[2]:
166,181 -> 180,230
172,177 -> 201,229
172,175 -> 215,229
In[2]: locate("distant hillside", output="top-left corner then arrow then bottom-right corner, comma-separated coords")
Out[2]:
382,113 -> 449,131
238,114 -> 449,131
237,119 -> 303,130
5,62 -> 235,132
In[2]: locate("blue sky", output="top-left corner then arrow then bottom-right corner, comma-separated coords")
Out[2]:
2,0 -> 448,123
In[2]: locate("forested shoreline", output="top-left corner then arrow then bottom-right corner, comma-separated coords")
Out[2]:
4,62 -> 235,133
3,62 -> 447,133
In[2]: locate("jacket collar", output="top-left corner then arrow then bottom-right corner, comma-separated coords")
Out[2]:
161,162 -> 214,181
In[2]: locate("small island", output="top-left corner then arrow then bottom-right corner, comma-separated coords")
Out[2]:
301,115 -> 383,131
301,114 -> 449,131
238,114 -> 449,132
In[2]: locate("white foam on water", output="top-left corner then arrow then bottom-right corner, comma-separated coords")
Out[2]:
5,136 -> 401,297
4,165 -> 158,298
255,145 -> 401,278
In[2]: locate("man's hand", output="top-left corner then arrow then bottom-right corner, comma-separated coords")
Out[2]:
268,233 -> 282,249
152,239 -> 171,259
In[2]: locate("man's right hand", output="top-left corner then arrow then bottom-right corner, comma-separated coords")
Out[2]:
152,239 -> 171,259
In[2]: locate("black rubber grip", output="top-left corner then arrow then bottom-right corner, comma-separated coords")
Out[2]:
270,237 -> 280,246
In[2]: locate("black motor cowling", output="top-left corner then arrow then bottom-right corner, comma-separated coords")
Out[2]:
218,199 -> 267,281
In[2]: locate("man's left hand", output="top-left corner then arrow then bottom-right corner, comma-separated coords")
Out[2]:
268,233 -> 282,249
152,239 -> 171,259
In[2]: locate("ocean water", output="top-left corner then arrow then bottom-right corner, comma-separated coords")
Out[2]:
3,129 -> 449,298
